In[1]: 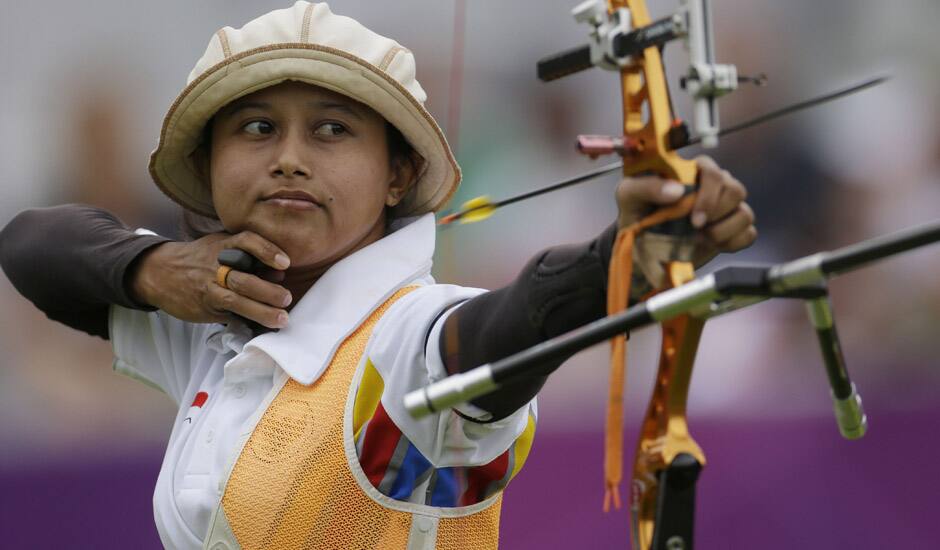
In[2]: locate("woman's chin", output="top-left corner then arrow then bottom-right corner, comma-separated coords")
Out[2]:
277,239 -> 333,268
245,218 -> 323,249
242,213 -> 384,271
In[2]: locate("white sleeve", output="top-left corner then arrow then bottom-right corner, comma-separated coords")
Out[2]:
365,284 -> 537,468
108,305 -> 203,405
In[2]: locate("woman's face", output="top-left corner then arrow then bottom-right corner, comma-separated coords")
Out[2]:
207,81 -> 411,269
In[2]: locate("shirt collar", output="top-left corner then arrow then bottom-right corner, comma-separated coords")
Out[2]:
234,213 -> 435,385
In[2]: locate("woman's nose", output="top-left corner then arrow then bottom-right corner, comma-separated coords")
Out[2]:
270,134 -> 311,179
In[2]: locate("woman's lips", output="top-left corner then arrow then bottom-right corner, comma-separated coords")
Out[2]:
265,197 -> 320,210
262,190 -> 322,211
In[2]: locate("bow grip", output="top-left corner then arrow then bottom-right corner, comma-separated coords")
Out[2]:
645,180 -> 698,238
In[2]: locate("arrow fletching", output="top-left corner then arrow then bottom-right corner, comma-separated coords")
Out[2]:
438,195 -> 497,226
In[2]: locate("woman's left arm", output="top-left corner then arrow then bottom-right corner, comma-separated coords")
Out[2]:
440,156 -> 757,421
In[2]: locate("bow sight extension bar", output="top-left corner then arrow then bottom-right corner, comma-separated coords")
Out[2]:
404,220 -> 940,439
537,0 -> 741,148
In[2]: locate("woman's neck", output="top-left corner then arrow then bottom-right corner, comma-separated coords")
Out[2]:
281,213 -> 388,309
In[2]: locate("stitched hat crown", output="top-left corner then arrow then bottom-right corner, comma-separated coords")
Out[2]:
189,2 -> 427,103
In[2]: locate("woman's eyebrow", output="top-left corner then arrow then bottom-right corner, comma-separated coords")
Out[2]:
310,101 -> 364,120
219,99 -> 365,120
221,101 -> 271,118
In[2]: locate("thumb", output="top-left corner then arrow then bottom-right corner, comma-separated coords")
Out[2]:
616,177 -> 687,225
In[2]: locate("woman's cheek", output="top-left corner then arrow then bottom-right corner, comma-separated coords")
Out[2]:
211,179 -> 253,230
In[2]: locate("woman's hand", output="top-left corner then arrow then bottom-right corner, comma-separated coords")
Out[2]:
129,231 -> 293,329
615,155 -> 757,265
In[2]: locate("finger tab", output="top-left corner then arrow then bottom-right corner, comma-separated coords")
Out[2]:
218,248 -> 257,272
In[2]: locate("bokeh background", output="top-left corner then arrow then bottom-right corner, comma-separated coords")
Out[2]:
1,0 -> 939,548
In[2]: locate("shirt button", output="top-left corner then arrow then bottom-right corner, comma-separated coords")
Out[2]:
232,383 -> 247,398
416,516 -> 434,533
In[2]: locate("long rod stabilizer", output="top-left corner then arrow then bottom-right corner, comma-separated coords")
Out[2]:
406,219 -> 940,438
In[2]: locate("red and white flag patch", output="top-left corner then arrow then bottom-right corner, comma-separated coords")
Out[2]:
184,391 -> 209,424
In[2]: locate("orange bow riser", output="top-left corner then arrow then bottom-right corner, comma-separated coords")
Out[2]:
604,1 -> 704,548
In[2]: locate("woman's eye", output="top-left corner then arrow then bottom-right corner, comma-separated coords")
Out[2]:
243,120 -> 274,135
313,122 -> 347,136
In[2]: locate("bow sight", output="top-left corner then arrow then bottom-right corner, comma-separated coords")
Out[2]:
537,0 -> 757,150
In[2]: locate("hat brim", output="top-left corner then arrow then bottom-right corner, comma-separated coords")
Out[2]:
149,43 -> 459,218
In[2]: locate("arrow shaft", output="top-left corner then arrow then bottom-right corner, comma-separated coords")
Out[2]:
446,76 -> 889,224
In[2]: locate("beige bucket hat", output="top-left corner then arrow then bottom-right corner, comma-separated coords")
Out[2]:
149,1 -> 459,218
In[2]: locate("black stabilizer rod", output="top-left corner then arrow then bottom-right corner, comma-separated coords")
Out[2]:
490,305 -> 653,383
804,291 -> 867,439
822,220 -> 940,275
405,219 -> 940,420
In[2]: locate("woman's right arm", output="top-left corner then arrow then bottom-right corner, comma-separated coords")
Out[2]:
0,205 -> 171,339
0,204 -> 294,340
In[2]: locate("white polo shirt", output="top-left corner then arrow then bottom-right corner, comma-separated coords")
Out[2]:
109,214 -> 536,550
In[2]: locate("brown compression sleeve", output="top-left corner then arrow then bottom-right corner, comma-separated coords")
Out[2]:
439,222 -> 624,422
0,204 -> 170,339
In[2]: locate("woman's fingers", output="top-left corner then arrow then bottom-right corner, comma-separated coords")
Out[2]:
703,203 -> 757,252
224,269 -> 293,308
719,225 -> 758,252
711,175 -> 747,222
692,156 -> 722,228
185,230 -> 294,328
611,156 -> 754,269
227,231 -> 291,270
616,176 -> 687,227
257,268 -> 286,283
207,282 -> 289,329
617,176 -> 686,206
693,155 -> 747,228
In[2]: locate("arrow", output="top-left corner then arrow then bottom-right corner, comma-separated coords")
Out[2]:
439,75 -> 888,226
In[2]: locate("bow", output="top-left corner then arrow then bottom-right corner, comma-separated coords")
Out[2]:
536,1 -> 733,547
408,1 -> 892,548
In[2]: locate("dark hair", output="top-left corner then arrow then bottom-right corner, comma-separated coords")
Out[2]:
385,121 -> 412,167
178,121 -> 418,241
